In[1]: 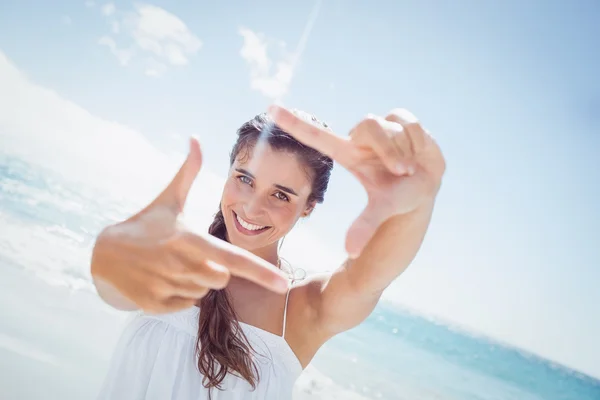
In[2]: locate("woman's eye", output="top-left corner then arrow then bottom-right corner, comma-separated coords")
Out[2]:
238,175 -> 252,185
274,192 -> 290,202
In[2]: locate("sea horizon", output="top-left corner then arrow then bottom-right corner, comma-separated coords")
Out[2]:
379,300 -> 600,384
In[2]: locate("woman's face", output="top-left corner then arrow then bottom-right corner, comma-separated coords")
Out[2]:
221,144 -> 314,252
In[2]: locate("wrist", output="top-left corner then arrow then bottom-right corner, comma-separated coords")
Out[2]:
386,197 -> 436,226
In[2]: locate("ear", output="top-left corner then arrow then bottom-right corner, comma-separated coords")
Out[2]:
302,201 -> 316,218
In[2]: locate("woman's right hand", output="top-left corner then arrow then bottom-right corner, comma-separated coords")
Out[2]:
91,137 -> 289,313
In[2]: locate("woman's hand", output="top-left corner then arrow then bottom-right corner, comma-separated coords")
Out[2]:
270,105 -> 446,259
91,138 -> 289,313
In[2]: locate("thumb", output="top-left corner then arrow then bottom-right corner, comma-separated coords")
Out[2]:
345,201 -> 389,259
158,137 -> 203,212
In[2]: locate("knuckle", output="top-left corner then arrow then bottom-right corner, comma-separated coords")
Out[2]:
353,116 -> 386,143
360,114 -> 382,131
407,121 -> 424,136
388,108 -> 421,127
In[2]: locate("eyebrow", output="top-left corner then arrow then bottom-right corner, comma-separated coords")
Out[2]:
235,168 -> 299,196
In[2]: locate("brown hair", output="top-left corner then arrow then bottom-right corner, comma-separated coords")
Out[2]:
196,111 -> 334,393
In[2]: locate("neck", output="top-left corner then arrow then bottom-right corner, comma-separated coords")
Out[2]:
250,243 -> 280,267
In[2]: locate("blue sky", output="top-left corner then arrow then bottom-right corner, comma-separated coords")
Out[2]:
1,0 -> 599,378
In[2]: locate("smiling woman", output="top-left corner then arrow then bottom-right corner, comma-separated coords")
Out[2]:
91,104 -> 445,399
197,111 -> 334,394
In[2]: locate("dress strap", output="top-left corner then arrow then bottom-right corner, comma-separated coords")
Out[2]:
282,283 -> 292,338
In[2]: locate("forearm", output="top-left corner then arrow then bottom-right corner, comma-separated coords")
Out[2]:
345,200 -> 435,295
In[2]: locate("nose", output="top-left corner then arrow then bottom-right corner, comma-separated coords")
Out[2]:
243,195 -> 266,220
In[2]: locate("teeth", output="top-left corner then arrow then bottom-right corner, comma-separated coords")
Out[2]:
236,214 -> 266,231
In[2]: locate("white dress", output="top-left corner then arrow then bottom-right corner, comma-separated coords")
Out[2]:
97,289 -> 302,399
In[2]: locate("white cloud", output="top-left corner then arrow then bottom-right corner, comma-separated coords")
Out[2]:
84,0 -> 95,8
144,58 -> 167,77
101,2 -> 115,16
132,5 -> 202,64
97,3 -> 202,77
98,36 -> 132,66
239,27 -> 294,99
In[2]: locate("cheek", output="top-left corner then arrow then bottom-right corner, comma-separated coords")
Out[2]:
222,179 -> 247,204
269,203 -> 303,227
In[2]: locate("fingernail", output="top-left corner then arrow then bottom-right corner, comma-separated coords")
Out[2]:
396,164 -> 407,175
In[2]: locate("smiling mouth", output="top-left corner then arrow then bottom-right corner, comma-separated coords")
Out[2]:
232,211 -> 271,236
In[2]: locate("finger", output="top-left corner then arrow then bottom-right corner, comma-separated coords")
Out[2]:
163,273 -> 211,299
390,128 -> 416,175
268,105 -> 356,168
386,109 -> 427,154
345,201 -> 390,259
173,231 -> 289,293
168,253 -> 231,290
156,137 -> 203,212
351,115 -> 410,176
173,283 -> 209,300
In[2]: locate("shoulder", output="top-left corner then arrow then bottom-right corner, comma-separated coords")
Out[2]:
289,272 -> 329,303
284,273 -> 334,361
287,272 -> 331,328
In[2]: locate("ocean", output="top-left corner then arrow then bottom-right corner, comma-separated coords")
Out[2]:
1,150 -> 599,400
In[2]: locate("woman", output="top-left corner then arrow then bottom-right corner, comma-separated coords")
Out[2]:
92,105 -> 446,399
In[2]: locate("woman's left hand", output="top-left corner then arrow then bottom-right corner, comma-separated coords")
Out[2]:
270,105 -> 446,258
